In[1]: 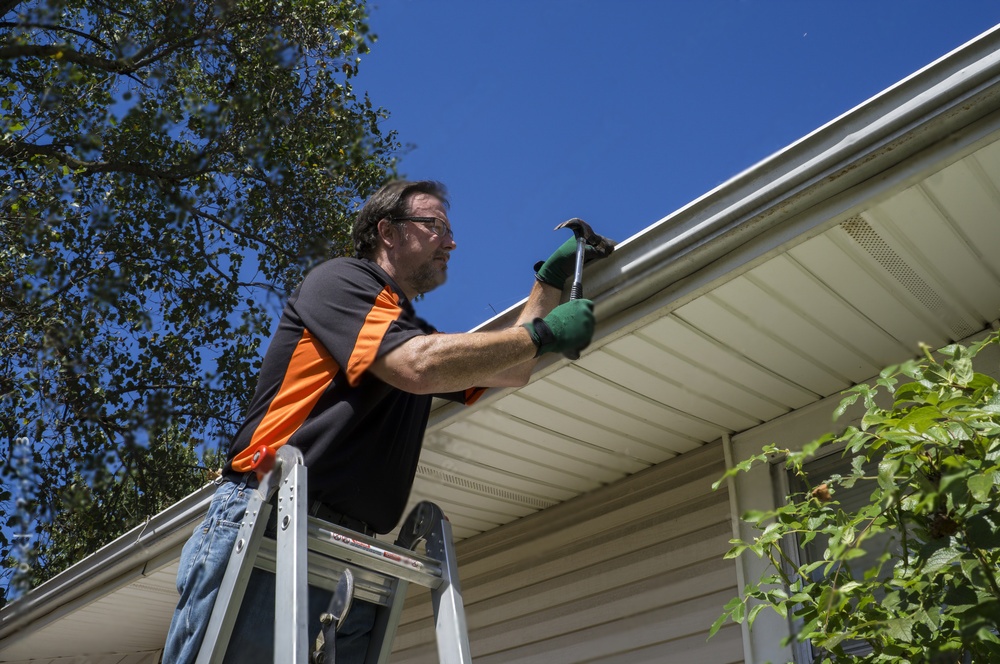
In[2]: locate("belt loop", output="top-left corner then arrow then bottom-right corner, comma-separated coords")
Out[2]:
236,471 -> 254,490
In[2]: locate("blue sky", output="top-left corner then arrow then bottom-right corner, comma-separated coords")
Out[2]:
357,1 -> 1000,334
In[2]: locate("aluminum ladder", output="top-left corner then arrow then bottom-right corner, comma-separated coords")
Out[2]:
195,444 -> 473,663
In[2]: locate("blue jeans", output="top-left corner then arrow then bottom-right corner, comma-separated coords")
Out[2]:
163,477 -> 377,663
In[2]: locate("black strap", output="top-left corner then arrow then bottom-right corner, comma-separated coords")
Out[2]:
308,501 -> 376,537
527,317 -> 556,357
311,569 -> 354,663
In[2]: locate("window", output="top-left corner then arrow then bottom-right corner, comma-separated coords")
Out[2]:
783,449 -> 901,661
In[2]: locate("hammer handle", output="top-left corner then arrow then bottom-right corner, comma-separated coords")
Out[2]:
564,236 -> 587,360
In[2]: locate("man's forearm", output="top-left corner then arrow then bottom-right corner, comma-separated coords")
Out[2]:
488,280 -> 564,385
371,324 -> 540,394
516,280 -> 563,324
371,281 -> 567,393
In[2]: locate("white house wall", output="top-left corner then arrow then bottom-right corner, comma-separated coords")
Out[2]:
390,443 -> 743,663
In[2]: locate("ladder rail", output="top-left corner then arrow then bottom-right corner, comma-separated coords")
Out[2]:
195,444 -> 473,663
363,578 -> 409,664
274,457 -> 310,662
195,468 -> 277,664
427,514 -> 473,664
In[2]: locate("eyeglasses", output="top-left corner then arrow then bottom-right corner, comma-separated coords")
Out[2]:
391,216 -> 454,241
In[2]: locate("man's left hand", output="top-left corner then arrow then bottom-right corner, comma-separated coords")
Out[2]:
534,234 -> 615,288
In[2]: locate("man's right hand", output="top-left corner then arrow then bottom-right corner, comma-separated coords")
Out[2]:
523,299 -> 595,357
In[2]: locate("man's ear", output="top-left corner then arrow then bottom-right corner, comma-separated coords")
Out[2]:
377,218 -> 398,248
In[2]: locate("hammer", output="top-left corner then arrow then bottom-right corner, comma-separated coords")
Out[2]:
553,218 -> 614,358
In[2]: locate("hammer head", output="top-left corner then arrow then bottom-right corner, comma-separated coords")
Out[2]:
554,218 -> 615,258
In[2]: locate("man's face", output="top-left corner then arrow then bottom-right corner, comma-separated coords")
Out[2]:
393,192 -> 456,297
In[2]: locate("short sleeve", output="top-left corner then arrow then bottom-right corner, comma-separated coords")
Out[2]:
289,259 -> 426,387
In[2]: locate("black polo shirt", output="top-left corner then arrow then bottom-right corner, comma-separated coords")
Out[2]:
224,257 -> 482,533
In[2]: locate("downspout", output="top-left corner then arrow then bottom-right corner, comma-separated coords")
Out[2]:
722,432 -> 755,664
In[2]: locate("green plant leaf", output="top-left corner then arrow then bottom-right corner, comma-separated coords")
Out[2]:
968,472 -> 994,501
723,331 -> 1000,657
885,617 -> 915,643
922,545 -> 961,575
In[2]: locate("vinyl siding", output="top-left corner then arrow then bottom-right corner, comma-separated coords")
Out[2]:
390,442 -> 743,663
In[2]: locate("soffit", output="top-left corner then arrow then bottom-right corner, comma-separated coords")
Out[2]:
407,133 -> 1000,541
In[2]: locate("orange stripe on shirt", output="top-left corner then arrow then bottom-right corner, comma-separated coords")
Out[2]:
346,285 -> 402,387
231,329 -> 339,472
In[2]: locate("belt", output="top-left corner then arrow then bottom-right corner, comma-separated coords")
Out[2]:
221,473 -> 376,537
308,501 -> 376,537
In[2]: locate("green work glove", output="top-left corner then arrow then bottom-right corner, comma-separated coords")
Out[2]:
534,236 -> 614,288
523,299 -> 595,357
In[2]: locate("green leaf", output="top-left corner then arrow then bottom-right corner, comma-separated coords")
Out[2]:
982,386 -> 1000,414
968,472 -> 994,502
747,602 -> 768,628
885,617 -> 915,643
840,547 -> 867,561
708,612 -> 729,639
741,510 -> 769,524
952,356 -> 974,385
834,392 -> 860,420
964,511 -> 1000,549
819,632 -> 850,650
922,545 -> 961,574
894,381 -> 927,404
897,405 -> 942,433
862,409 -> 891,429
878,458 -> 899,491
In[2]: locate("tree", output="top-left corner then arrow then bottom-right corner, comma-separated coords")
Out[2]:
712,331 -> 1000,662
0,0 -> 399,601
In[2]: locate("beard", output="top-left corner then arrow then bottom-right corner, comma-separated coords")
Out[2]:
410,254 -> 448,296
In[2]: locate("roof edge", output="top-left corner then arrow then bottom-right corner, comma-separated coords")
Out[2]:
430,23 -> 1000,426
0,483 -> 215,643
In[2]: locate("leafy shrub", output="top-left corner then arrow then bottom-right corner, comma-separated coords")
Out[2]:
713,331 -> 1000,663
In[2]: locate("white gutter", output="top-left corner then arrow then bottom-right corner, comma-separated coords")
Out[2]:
0,482 -> 215,643
429,23 -> 1000,428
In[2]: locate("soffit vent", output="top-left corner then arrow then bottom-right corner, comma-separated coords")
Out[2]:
415,464 -> 556,510
840,215 -> 977,338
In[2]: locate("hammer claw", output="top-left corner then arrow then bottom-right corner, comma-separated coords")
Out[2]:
554,218 -> 614,257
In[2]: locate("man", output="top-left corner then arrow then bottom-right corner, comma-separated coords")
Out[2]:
163,180 -> 604,662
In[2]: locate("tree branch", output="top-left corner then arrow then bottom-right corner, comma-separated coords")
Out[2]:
0,22 -> 116,54
184,203 -> 291,263
0,136 -> 205,182
0,23 -> 215,76
0,44 -> 139,73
